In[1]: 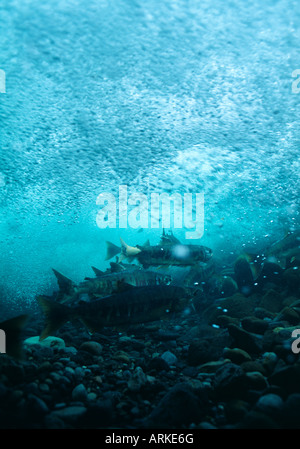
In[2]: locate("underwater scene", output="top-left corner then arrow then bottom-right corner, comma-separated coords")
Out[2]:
0,0 -> 300,432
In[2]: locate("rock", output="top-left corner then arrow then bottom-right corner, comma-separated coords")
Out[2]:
283,267 -> 300,294
238,410 -> 278,429
203,293 -> 257,323
112,350 -> 131,363
198,421 -> 218,429
224,399 -> 249,423
214,315 -> 240,327
38,361 -> 52,373
282,296 -> 300,307
71,384 -> 88,402
240,361 -> 267,375
198,359 -> 230,373
79,341 -> 103,356
269,365 -> 300,394
227,324 -> 262,354
223,347 -> 252,364
241,317 -> 269,335
119,336 -> 145,350
245,371 -> 268,390
255,393 -> 284,417
58,346 -> 77,356
254,307 -> 275,320
259,290 -> 283,313
261,352 -> 278,375
24,336 -> 65,349
144,382 -> 208,428
39,383 -> 50,393
0,383 -> 7,399
81,399 -> 115,428
49,406 -> 87,424
44,414 -> 65,429
0,358 -> 25,383
74,367 -> 86,381
257,262 -> 284,288
26,394 -> 49,416
274,307 -> 300,325
280,394 -> 300,428
161,350 -> 177,366
214,363 -> 248,399
147,357 -> 170,372
127,367 -> 147,392
156,329 -> 178,341
187,337 -> 225,366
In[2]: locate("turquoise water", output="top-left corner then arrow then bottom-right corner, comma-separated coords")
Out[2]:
0,0 -> 299,307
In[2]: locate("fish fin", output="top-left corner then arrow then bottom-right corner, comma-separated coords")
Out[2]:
110,262 -> 124,273
105,241 -> 121,261
91,266 -> 105,277
78,317 -> 99,334
37,296 -> 71,341
142,239 -> 150,247
118,253 -> 126,263
52,269 -> 76,295
0,314 -> 29,360
120,238 -> 142,257
113,280 -> 135,293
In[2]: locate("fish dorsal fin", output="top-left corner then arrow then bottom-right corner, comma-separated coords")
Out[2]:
120,238 -> 142,257
91,266 -> 105,277
105,241 -> 121,261
52,269 -> 76,295
143,239 -> 150,248
110,262 -> 125,273
159,229 -> 181,246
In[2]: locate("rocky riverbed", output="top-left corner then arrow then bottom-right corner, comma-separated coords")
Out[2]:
1,277 -> 300,429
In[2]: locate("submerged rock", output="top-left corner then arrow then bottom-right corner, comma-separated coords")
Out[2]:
79,341 -> 103,356
143,382 -> 208,428
255,393 -> 284,417
227,324 -> 263,354
48,406 -> 87,425
213,363 -> 248,400
71,384 -> 88,402
223,347 -> 252,364
259,290 -> 283,313
24,336 -> 65,349
161,350 -> 177,366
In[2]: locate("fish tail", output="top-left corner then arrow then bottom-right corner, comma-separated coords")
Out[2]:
120,238 -> 142,257
37,295 -> 72,340
105,241 -> 121,260
0,314 -> 29,360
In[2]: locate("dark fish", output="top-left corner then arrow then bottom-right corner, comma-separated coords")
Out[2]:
0,314 -> 29,359
105,233 -> 213,268
37,284 -> 189,340
127,241 -> 212,268
52,267 -> 172,304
